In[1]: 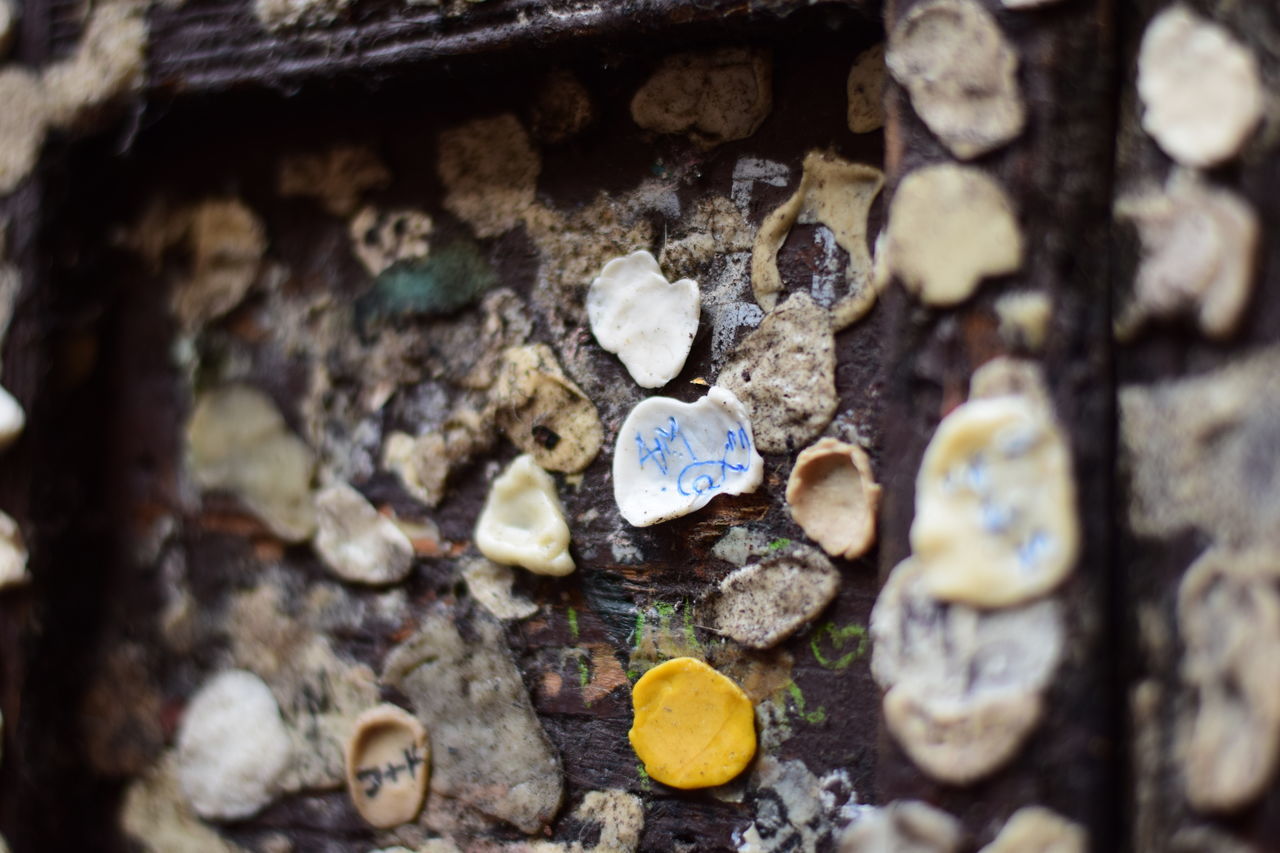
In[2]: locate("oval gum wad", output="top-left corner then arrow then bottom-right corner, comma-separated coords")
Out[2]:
628,657 -> 756,789
345,704 -> 430,828
786,437 -> 881,560
911,395 -> 1078,607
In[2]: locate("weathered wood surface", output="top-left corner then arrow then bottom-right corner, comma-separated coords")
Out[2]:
1113,3 -> 1280,852
877,0 -> 1119,846
1,0 -> 1279,850
31,0 -> 880,92
4,5 -> 892,851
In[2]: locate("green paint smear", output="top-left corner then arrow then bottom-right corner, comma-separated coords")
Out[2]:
576,653 -> 588,696
767,537 -> 792,552
627,601 -> 704,681
786,681 -> 827,725
567,606 -> 580,641
810,621 -> 868,670
626,607 -> 646,681
358,241 -> 496,324
683,604 -> 698,649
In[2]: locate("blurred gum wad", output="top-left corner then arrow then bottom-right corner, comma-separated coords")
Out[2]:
871,557 -> 1065,784
1137,4 -> 1262,169
911,361 -> 1079,608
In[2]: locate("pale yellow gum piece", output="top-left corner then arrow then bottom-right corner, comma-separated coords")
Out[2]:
911,395 -> 1078,608
628,657 -> 756,789
475,454 -> 574,576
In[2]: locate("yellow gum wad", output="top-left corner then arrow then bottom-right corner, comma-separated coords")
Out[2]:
628,657 -> 756,789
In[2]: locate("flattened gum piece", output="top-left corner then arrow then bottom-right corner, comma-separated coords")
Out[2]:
711,545 -> 839,649
586,250 -> 700,389
718,292 -> 837,455
979,806 -> 1086,853
0,68 -> 47,196
175,669 -> 292,820
382,608 -> 564,833
313,483 -> 415,585
1137,5 -> 1263,168
1119,347 -> 1280,546
911,395 -> 1079,608
350,206 -> 433,277
628,657 -> 756,789
0,510 -> 27,589
838,800 -> 963,853
0,383 -> 25,451
870,557 -> 1065,712
186,385 -> 317,542
492,344 -> 603,473
787,437 -> 881,560
883,683 -> 1044,786
995,292 -> 1052,352
41,3 -> 146,129
847,44 -> 886,135
255,0 -> 351,30
750,150 -> 884,330
612,386 -> 764,527
630,48 -> 772,147
345,704 -> 430,829
278,145 -> 390,217
475,454 -> 574,576
887,0 -> 1024,158
0,0 -> 13,58
462,557 -> 538,620
887,163 -> 1023,307
437,114 -> 540,238
171,199 -> 267,329
1177,546 -> 1280,812
1115,171 -> 1259,341
1180,688 -> 1280,815
1178,547 -> 1280,722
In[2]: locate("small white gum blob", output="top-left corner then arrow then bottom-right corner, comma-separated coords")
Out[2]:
587,250 -> 700,389
175,669 -> 291,821
475,454 -> 574,576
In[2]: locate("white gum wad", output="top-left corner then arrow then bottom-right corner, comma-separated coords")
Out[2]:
613,387 -> 764,527
1137,5 -> 1262,169
475,454 -> 574,576
911,393 -> 1078,608
587,250 -> 700,389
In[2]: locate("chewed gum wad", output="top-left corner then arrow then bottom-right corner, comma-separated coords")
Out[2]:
613,387 -> 764,526
911,393 -> 1078,608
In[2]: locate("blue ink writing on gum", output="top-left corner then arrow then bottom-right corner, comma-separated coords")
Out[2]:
635,416 -> 753,497
613,387 -> 765,527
